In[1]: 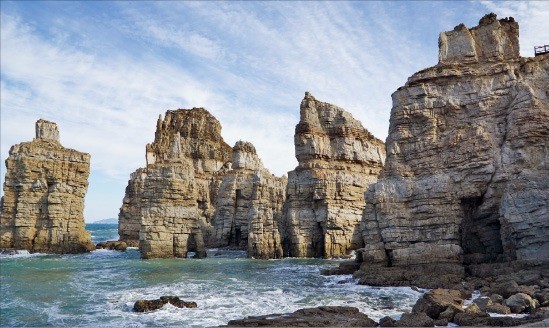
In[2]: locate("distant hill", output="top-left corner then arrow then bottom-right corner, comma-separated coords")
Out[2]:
89,218 -> 118,225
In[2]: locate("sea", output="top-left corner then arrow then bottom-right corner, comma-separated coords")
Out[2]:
0,224 -> 424,327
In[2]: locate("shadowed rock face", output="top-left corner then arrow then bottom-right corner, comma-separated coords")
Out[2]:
358,13 -> 549,287
213,141 -> 286,259
0,119 -> 94,253
283,93 -> 386,258
119,108 -> 231,258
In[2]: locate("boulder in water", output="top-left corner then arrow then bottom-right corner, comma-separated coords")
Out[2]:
133,296 -> 197,312
226,306 -> 377,327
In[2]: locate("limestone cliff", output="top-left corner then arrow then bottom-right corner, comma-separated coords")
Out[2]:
0,120 -> 94,253
212,141 -> 286,259
283,93 -> 386,258
118,109 -> 231,250
358,14 -> 549,287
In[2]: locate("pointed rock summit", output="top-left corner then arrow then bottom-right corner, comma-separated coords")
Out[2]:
119,108 -> 232,258
283,93 -> 386,258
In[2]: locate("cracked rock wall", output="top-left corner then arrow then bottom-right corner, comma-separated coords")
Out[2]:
358,14 -> 549,287
0,120 -> 94,253
212,141 -> 286,259
119,109 -> 231,250
283,93 -> 386,258
119,108 -> 232,258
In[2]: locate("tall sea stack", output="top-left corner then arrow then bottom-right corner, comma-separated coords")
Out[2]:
212,141 -> 286,259
283,93 -> 386,258
119,108 -> 232,258
0,119 -> 94,253
358,14 -> 549,287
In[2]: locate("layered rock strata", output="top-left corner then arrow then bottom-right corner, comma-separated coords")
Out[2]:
283,93 -> 385,258
0,120 -> 94,253
118,108 -> 231,254
212,141 -> 286,259
358,14 -> 549,287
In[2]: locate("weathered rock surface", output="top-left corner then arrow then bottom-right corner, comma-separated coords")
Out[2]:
212,141 -> 286,259
395,312 -> 434,327
412,288 -> 464,319
283,93 -> 385,258
439,13 -> 519,64
133,296 -> 197,312
226,306 -> 377,327
358,13 -> 549,287
96,241 -> 127,251
118,109 -> 232,248
505,293 -> 537,314
0,120 -> 94,253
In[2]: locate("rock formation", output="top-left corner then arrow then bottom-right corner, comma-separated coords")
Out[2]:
212,141 -> 286,259
227,306 -> 377,327
283,93 -> 386,258
118,108 -> 232,257
0,119 -> 94,253
118,168 -> 145,246
358,14 -> 549,287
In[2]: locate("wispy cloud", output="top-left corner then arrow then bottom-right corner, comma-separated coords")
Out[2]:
2,2 -> 545,221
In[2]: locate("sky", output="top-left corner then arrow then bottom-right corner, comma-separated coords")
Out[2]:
1,1 -> 548,222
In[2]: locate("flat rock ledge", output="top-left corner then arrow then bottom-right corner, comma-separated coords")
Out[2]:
133,296 -> 197,312
225,306 -> 377,327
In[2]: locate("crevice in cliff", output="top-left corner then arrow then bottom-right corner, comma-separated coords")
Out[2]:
460,196 -> 504,265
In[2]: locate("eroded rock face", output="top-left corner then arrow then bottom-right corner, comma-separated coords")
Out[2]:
439,14 -> 519,64
118,109 -> 232,256
283,93 -> 385,258
359,14 -> 549,287
212,141 -> 286,259
119,108 -> 231,258
0,119 -> 94,253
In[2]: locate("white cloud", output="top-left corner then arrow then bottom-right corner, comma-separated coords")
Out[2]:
5,3 -> 530,220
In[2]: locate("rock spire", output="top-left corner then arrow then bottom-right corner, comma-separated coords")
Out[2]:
283,93 -> 386,258
0,119 -> 94,253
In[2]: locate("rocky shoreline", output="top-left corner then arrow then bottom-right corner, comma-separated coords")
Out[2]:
1,12 -> 547,328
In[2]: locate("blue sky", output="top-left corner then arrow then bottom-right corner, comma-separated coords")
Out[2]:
1,1 -> 548,222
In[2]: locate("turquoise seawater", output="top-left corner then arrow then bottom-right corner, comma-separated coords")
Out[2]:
1,224 -> 423,327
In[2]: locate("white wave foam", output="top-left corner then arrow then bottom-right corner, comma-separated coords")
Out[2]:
0,250 -> 48,259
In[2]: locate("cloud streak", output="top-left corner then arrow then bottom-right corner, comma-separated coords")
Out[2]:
1,2 -> 546,221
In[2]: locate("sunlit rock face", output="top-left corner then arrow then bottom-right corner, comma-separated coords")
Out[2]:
358,13 -> 549,288
282,93 -> 386,258
119,108 -> 232,258
0,119 -> 94,253
212,141 -> 286,259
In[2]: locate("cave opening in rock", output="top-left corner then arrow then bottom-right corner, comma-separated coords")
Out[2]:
460,196 -> 504,265
235,227 -> 241,246
187,233 -> 197,253
313,222 -> 325,258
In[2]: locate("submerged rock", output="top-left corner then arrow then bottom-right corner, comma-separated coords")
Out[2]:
226,306 -> 377,327
283,92 -> 385,258
0,119 -> 94,254
133,296 -> 197,312
358,13 -> 549,288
